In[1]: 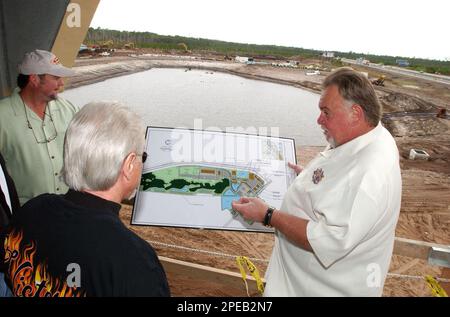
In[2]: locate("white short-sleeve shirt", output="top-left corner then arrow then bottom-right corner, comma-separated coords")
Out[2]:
264,123 -> 402,296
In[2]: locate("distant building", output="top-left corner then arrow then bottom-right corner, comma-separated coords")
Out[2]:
396,59 -> 410,67
356,57 -> 370,65
235,56 -> 253,63
322,51 -> 335,58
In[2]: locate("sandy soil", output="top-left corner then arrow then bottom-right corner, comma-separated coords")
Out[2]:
69,51 -> 450,296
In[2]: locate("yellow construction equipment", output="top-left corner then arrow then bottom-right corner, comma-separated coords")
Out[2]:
372,75 -> 386,86
100,40 -> 114,49
123,42 -> 135,49
177,42 -> 191,53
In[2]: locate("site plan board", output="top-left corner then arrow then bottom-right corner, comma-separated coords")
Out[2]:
131,127 -> 297,232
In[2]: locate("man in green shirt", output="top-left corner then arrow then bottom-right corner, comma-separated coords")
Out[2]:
0,50 -> 79,205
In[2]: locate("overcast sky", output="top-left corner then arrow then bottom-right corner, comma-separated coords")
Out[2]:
90,0 -> 450,61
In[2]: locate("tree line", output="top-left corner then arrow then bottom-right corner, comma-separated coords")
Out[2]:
85,27 -> 450,75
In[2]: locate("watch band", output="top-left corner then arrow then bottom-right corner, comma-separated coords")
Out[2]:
263,206 -> 275,227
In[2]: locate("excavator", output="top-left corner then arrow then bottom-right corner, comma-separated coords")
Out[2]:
372,75 -> 386,86
178,42 -> 191,54
123,42 -> 135,49
100,39 -> 114,49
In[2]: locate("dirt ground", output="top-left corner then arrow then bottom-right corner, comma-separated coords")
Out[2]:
70,51 -> 450,296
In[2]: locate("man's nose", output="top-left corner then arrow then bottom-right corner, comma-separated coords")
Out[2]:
317,113 -> 324,125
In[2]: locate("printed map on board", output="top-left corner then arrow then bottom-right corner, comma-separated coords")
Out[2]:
132,127 -> 297,232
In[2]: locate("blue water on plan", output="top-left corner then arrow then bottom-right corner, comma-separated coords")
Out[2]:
221,189 -> 240,210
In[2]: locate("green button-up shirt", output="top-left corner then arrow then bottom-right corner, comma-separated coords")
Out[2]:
0,88 -> 79,205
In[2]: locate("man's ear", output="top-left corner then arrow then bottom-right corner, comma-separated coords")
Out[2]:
122,153 -> 136,181
29,74 -> 41,87
351,104 -> 365,123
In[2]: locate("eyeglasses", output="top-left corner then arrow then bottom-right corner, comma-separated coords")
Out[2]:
22,100 -> 57,144
137,151 -> 148,163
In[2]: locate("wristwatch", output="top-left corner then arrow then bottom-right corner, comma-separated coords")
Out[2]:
263,206 -> 275,227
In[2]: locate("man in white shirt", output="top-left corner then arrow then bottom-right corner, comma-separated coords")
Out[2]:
232,67 -> 402,296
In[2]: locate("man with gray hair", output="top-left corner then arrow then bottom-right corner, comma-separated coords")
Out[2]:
1,102 -> 170,297
0,49 -> 79,205
232,67 -> 402,296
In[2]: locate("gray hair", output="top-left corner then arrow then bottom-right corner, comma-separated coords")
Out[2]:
62,101 -> 146,191
323,67 -> 382,126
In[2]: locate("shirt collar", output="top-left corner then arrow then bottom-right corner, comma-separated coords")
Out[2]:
64,189 -> 121,216
320,122 -> 383,159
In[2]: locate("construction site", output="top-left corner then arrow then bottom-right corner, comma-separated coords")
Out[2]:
66,47 -> 450,297
1,1 -> 449,298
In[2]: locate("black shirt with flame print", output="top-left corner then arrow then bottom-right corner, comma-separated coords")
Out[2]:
1,190 -> 170,297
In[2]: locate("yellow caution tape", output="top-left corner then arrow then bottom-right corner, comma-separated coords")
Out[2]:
236,256 -> 265,296
425,275 -> 448,297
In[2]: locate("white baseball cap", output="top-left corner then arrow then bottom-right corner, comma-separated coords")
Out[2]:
18,49 -> 76,77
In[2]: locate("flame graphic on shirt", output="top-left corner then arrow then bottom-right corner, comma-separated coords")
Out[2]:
3,230 -> 85,297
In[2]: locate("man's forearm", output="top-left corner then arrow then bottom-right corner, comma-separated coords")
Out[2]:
270,210 -> 313,252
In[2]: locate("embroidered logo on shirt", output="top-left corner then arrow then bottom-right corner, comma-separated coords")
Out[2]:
312,168 -> 324,184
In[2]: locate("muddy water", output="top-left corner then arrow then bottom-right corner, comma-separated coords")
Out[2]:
61,68 -> 326,146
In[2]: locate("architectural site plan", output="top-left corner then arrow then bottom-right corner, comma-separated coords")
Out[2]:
131,127 -> 297,232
